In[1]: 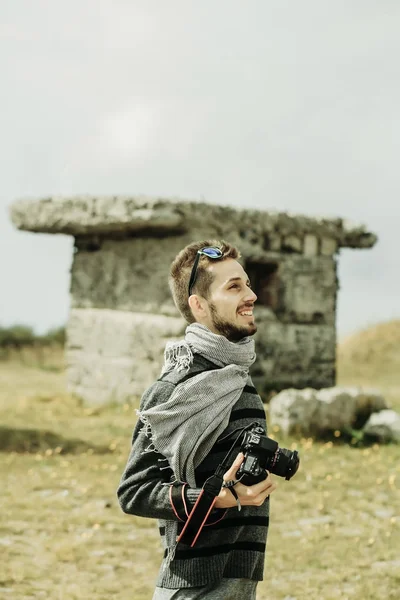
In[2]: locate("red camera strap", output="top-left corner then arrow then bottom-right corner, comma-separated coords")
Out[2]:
176,423 -> 259,547
177,474 -> 223,547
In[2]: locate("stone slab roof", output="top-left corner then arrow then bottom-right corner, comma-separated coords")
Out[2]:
9,195 -> 377,249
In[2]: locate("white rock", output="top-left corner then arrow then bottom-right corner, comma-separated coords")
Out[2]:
269,386 -> 389,437
362,409 -> 400,442
314,387 -> 357,430
269,388 -> 318,435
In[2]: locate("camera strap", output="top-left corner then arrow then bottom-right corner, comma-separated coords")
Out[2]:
176,473 -> 223,547
177,424 -> 257,547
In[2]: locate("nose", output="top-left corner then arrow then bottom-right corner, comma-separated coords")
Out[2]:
245,286 -> 257,304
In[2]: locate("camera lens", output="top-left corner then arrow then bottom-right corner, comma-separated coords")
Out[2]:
268,448 -> 300,480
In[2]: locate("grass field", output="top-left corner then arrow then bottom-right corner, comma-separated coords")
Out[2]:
1,322 -> 400,600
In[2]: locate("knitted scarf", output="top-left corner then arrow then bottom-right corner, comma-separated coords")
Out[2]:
139,323 -> 256,487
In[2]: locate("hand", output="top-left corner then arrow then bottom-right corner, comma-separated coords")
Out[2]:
214,452 -> 277,509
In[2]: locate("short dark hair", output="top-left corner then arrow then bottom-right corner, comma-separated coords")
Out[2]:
169,239 -> 241,323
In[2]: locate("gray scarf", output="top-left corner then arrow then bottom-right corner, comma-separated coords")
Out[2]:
139,323 -> 256,487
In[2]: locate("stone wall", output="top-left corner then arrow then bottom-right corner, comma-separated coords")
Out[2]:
67,234 -> 338,401
70,232 -> 337,320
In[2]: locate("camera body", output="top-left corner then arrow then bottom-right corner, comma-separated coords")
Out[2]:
236,424 -> 299,485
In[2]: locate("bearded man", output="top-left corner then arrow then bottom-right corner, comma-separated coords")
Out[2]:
117,240 -> 277,600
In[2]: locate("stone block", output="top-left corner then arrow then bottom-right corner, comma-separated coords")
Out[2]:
269,234 -> 281,251
303,234 -> 319,256
320,237 -> 338,256
278,255 -> 337,325
9,196 -> 187,235
70,235 -> 195,313
253,319 -> 336,394
66,308 -> 186,404
282,235 -> 302,253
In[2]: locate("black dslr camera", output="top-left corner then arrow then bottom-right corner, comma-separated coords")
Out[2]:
176,422 -> 300,547
236,424 -> 300,485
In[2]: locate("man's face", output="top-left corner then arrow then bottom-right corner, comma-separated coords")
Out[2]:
203,258 -> 258,341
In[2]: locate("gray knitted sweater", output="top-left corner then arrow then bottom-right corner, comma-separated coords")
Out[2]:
117,354 -> 269,589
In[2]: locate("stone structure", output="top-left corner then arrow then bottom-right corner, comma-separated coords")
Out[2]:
10,196 -> 377,404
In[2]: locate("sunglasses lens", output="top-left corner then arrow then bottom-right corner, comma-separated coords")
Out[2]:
201,247 -> 222,258
188,247 -> 223,296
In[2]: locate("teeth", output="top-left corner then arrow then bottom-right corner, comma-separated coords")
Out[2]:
239,311 -> 253,316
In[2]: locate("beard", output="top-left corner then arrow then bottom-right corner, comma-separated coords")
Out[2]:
209,302 -> 257,342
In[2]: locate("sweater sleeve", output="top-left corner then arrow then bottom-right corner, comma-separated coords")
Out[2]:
117,380 -> 204,522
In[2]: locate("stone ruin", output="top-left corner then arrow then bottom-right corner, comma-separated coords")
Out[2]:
10,196 -> 377,405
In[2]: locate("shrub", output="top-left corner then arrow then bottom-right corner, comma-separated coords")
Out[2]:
0,325 -> 36,348
38,326 -> 66,346
0,325 -> 66,348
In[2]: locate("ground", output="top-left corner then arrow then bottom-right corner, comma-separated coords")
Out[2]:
1,323 -> 400,600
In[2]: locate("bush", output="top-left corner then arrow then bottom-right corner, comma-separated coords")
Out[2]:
38,326 -> 66,346
0,325 -> 36,348
0,325 -> 66,348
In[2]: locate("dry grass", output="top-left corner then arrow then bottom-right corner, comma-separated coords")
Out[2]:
338,319 -> 400,411
1,325 -> 400,600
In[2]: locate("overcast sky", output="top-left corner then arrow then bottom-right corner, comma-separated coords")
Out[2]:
1,0 -> 399,338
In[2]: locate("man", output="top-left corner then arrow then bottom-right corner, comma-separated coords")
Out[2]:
117,240 -> 277,599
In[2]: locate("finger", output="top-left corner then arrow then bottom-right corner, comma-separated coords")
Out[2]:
223,452 -> 244,481
243,472 -> 274,494
263,481 -> 277,495
235,480 -> 276,507
263,473 -> 276,488
255,482 -> 278,504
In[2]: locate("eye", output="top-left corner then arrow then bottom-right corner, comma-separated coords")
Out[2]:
229,283 -> 239,289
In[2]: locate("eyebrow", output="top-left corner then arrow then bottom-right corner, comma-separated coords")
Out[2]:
225,276 -> 251,286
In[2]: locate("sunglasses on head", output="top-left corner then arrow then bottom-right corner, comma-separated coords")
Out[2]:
188,246 -> 223,297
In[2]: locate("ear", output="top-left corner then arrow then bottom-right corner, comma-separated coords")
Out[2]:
188,294 -> 208,319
